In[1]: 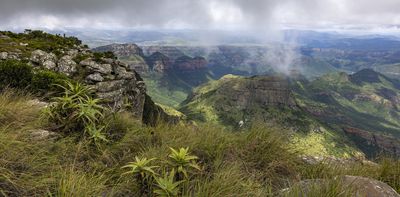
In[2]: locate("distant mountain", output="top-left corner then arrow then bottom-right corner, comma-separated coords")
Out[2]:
181,69 -> 400,157
93,40 -> 400,109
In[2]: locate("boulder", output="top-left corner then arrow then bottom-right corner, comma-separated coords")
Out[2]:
66,49 -> 79,58
43,60 -> 57,70
95,80 -> 126,92
0,52 -> 8,60
7,52 -> 20,60
27,99 -> 49,108
86,73 -> 104,82
284,175 -> 400,197
342,176 -> 399,197
80,59 -> 112,75
114,65 -> 135,79
0,34 -> 10,39
96,89 -> 122,101
29,129 -> 59,141
57,55 -> 77,76
30,50 -> 57,67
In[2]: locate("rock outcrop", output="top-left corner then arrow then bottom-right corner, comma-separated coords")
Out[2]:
1,45 -> 173,125
93,43 -> 145,57
27,48 -> 148,119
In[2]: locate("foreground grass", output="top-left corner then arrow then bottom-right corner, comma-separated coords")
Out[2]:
0,90 -> 399,196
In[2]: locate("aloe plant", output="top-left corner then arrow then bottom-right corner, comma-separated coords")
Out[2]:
85,124 -> 108,146
45,81 -> 107,144
122,157 -> 159,194
154,169 -> 184,197
168,147 -> 201,181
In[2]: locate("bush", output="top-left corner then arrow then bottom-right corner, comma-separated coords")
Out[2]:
31,70 -> 69,95
0,60 -> 69,96
0,60 -> 33,89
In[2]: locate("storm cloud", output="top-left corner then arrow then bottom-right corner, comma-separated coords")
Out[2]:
1,0 -> 400,31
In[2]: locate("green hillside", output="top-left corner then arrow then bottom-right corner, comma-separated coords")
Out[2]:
295,69 -> 400,137
180,70 -> 400,158
180,74 -> 361,157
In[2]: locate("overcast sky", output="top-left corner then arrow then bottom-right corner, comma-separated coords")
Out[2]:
1,0 -> 400,33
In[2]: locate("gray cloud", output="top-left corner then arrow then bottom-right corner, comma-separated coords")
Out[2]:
1,0 -> 400,31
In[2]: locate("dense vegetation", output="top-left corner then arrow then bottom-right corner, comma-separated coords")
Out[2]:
0,85 -> 399,196
0,30 -> 84,58
0,59 -> 68,95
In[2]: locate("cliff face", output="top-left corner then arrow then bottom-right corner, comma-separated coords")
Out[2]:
180,74 -> 303,127
213,75 -> 296,110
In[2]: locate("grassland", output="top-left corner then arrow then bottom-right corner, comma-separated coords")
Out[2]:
0,88 -> 399,196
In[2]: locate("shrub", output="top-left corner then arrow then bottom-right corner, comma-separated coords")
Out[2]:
0,60 -> 70,96
0,60 -> 33,90
31,70 -> 69,95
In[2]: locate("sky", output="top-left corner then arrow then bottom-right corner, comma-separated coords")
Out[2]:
1,0 -> 400,34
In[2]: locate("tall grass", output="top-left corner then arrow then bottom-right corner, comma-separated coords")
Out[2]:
0,89 -> 41,128
0,89 -> 399,196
